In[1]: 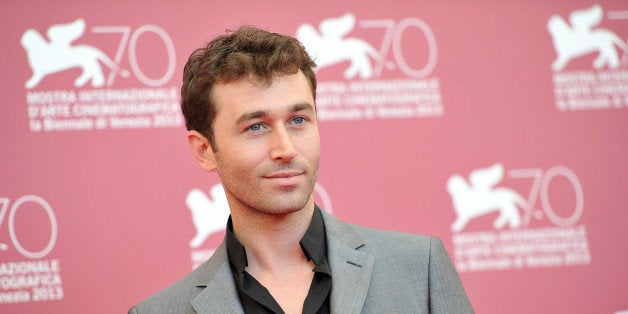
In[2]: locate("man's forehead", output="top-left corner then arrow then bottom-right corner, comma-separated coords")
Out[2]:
211,71 -> 314,119
218,69 -> 305,89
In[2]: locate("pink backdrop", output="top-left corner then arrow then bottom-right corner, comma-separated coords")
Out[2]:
1,0 -> 627,313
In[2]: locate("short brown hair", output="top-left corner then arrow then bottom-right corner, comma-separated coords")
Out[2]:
181,25 -> 317,150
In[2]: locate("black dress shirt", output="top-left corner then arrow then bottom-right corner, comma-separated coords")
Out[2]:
226,206 -> 332,314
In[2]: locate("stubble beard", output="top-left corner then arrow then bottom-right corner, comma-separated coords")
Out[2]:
218,158 -> 319,217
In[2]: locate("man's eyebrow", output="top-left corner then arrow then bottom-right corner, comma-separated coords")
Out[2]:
290,102 -> 314,113
235,102 -> 314,124
236,110 -> 266,124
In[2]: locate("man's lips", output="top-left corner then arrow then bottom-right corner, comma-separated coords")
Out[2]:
262,170 -> 305,187
263,170 -> 304,179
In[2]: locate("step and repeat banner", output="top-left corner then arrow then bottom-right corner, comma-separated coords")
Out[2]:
1,0 -> 627,313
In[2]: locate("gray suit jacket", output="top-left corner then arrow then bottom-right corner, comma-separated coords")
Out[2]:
130,211 -> 473,313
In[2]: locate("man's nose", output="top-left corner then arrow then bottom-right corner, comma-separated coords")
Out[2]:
269,125 -> 297,162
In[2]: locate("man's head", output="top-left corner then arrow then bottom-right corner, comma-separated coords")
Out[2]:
184,26 -> 321,217
181,25 -> 317,151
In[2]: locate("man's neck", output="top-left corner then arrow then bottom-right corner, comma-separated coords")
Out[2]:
230,201 -> 315,272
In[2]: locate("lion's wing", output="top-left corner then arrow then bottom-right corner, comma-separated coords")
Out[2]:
47,18 -> 85,45
469,163 -> 504,190
569,4 -> 603,31
320,13 -> 356,39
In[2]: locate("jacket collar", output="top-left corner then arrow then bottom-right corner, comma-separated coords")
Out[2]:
191,242 -> 244,313
320,210 -> 375,313
190,209 -> 374,313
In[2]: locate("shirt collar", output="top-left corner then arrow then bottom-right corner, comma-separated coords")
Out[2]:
299,205 -> 327,266
226,216 -> 248,275
226,206 -> 328,275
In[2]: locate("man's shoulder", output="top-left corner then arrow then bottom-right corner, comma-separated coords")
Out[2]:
321,210 -> 436,256
350,221 -> 432,241
129,244 -> 228,313
321,211 -> 473,312
323,213 -> 432,248
129,263 -> 206,313
352,224 -> 474,313
350,221 -> 437,256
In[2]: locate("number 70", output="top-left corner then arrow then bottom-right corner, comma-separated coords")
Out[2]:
0,195 -> 57,259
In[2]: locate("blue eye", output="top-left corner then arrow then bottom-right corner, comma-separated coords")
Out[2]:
249,123 -> 263,132
292,117 -> 305,125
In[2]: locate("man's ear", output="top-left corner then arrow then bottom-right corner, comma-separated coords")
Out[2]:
187,130 -> 217,172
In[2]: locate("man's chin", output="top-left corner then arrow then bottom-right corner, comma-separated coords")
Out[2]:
264,202 -> 309,215
258,195 -> 313,216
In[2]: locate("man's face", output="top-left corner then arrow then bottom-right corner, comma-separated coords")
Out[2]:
209,71 -> 320,216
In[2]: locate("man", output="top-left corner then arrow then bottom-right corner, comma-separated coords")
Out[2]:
130,25 -> 473,313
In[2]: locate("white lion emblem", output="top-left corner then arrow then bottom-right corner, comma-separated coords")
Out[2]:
447,163 -> 529,232
547,4 -> 628,71
296,13 -> 393,79
21,18 -> 129,89
187,184 -> 230,249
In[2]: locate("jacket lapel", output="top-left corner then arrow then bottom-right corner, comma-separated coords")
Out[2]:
191,242 -> 244,314
321,211 -> 374,313
190,212 -> 375,313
